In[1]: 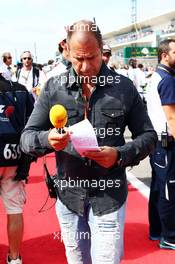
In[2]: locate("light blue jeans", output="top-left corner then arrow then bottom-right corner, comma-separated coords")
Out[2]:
56,198 -> 126,264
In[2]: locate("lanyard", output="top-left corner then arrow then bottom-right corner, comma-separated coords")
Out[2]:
21,69 -> 31,85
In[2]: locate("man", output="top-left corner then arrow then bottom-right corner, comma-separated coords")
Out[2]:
0,73 -> 34,264
0,52 -> 13,81
134,63 -> 147,102
102,44 -> 112,65
47,30 -> 71,78
127,58 -> 137,85
102,44 -> 117,71
16,51 -> 46,100
20,20 -> 157,264
147,39 -> 175,250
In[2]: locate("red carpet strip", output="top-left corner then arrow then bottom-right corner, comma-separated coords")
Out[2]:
0,156 -> 175,263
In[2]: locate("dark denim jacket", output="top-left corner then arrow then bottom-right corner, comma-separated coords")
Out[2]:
21,63 -> 157,216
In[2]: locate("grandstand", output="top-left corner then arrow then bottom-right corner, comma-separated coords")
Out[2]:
103,10 -> 175,67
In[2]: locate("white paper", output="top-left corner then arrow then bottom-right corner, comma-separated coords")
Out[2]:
69,119 -> 100,156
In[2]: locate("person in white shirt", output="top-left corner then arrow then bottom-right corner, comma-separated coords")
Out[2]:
0,52 -> 13,81
127,58 -> 137,85
116,65 -> 129,77
16,51 -> 46,100
135,64 -> 147,99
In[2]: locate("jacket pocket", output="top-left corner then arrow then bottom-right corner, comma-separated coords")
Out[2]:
101,108 -> 124,129
94,108 -> 124,141
101,109 -> 124,118
153,148 -> 167,169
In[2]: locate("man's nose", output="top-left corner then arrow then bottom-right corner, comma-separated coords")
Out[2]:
81,61 -> 91,73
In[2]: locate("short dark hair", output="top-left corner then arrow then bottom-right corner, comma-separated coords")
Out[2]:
67,20 -> 103,50
138,63 -> 144,69
128,58 -> 137,68
158,38 -> 175,62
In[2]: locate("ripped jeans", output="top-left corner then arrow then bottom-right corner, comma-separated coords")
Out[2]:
56,198 -> 126,264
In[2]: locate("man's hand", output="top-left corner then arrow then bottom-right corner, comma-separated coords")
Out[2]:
32,87 -> 37,94
83,146 -> 119,168
48,127 -> 70,151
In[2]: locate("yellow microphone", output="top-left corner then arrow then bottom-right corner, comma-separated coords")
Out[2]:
49,104 -> 68,131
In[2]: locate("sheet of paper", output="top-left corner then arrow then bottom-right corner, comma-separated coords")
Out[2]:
69,119 -> 100,156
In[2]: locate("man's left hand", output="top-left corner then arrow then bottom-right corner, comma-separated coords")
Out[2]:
83,146 -> 118,168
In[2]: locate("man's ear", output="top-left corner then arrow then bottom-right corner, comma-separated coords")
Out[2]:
60,40 -> 66,49
161,52 -> 169,62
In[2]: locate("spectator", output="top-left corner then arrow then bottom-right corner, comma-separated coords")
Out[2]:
127,58 -> 137,85
16,51 -> 46,100
47,29 -> 71,78
102,44 -> 112,65
135,63 -> 147,100
0,52 -> 13,81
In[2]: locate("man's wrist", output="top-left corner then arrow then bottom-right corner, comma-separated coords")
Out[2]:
113,148 -> 122,167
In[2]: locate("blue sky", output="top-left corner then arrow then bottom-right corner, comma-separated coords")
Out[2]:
0,0 -> 175,63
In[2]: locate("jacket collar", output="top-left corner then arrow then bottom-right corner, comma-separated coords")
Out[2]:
67,62 -> 115,89
157,64 -> 175,76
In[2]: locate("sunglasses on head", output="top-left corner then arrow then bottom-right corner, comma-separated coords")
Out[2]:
22,57 -> 32,60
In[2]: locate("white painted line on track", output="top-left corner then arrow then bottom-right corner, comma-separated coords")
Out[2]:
126,170 -> 150,199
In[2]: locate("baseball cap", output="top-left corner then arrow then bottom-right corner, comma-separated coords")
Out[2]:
103,44 -> 112,55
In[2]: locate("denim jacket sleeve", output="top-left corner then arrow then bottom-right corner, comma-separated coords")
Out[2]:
20,80 -> 54,157
116,83 -> 157,167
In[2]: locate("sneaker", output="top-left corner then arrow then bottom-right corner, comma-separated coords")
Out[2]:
6,255 -> 22,264
159,238 -> 175,250
149,235 -> 161,241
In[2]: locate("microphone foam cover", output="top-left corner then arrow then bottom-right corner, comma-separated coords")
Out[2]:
49,104 -> 67,128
